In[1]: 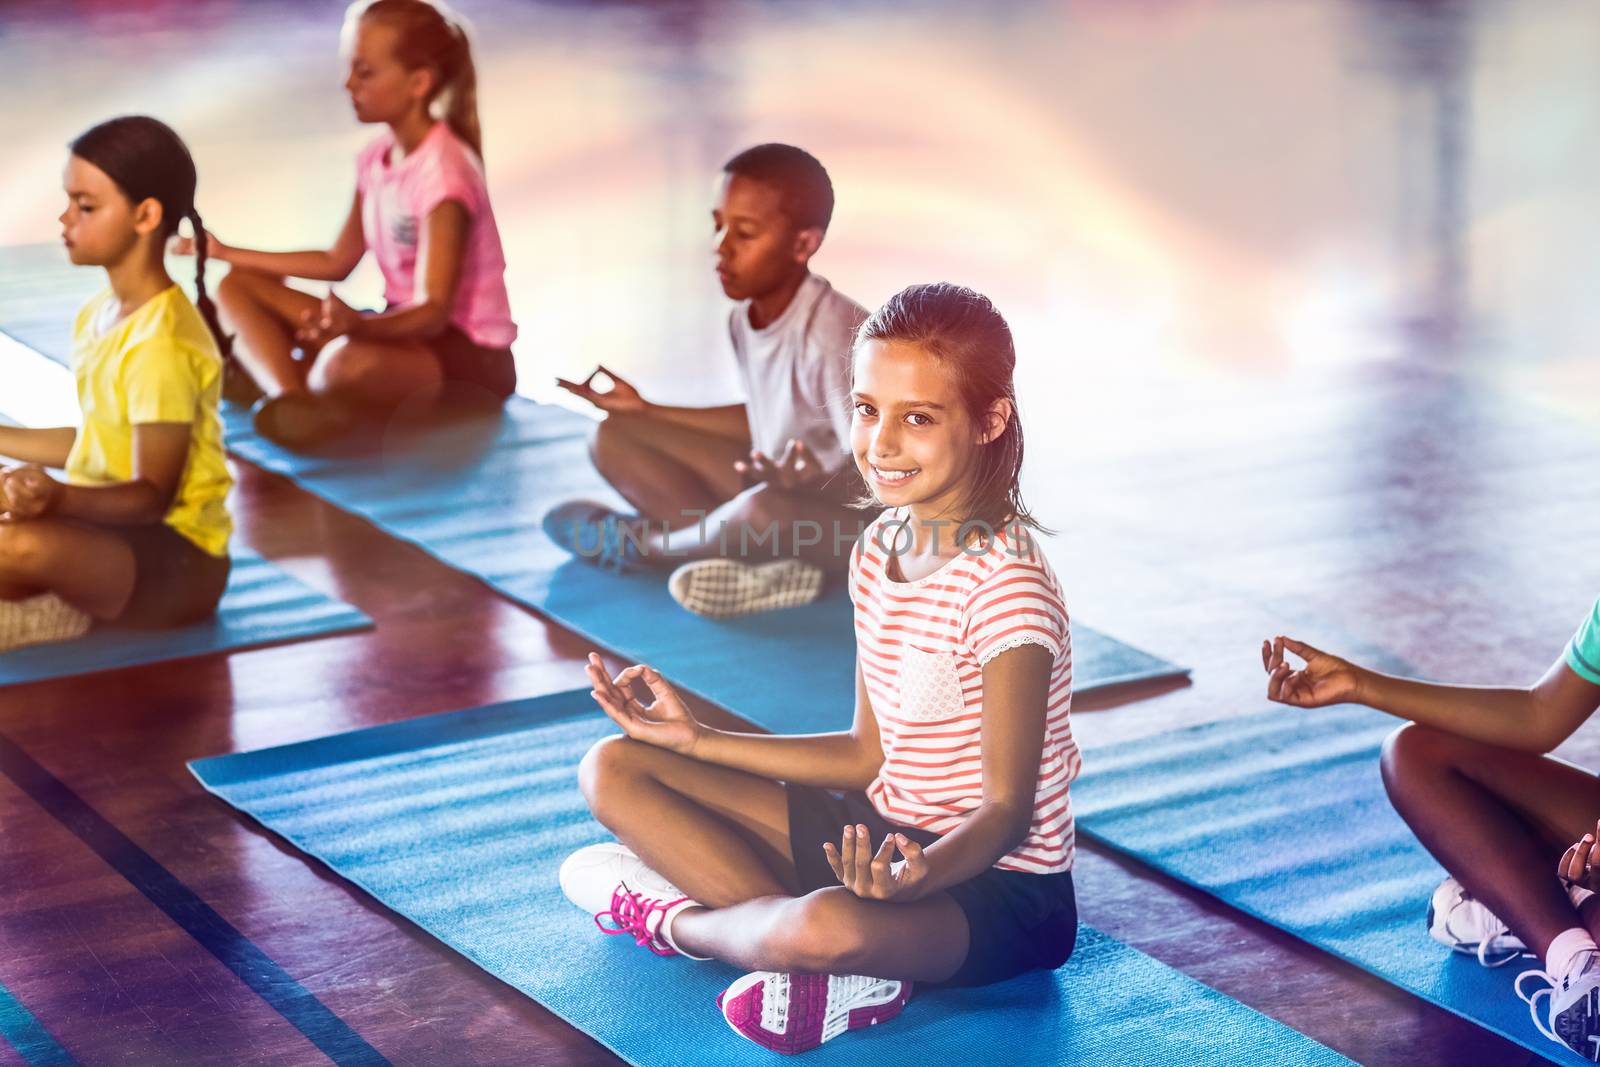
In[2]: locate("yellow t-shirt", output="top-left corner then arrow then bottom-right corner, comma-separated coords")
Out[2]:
67,285 -> 233,557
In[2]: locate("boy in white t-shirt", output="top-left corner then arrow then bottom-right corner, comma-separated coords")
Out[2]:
549,144 -> 874,617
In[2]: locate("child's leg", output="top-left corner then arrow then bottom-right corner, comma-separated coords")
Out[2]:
307,338 -> 444,411
214,268 -> 322,396
670,888 -> 970,983
578,734 -> 799,906
1382,723 -> 1600,956
648,484 -> 867,572
588,415 -> 748,524
0,519 -> 135,619
580,737 -> 970,981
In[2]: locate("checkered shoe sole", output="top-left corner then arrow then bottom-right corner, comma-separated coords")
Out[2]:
0,594 -> 92,652
667,559 -> 825,618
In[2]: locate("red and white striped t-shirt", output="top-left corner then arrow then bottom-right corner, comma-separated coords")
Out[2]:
849,509 -> 1080,874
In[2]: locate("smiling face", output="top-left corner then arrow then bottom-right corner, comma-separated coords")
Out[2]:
851,338 -> 1002,526
59,155 -> 148,267
343,17 -> 431,125
711,173 -> 815,301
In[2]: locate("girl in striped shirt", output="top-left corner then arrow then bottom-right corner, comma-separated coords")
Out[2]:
559,283 -> 1079,1054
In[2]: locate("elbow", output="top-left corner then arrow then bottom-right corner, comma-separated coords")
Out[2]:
1524,692 -> 1576,755
132,482 -> 177,525
852,757 -> 883,791
413,300 -> 455,338
848,738 -> 883,790
992,802 -> 1033,853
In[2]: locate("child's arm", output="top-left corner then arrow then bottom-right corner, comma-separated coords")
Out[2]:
5,423 -> 190,526
826,645 -> 1054,902
0,426 -> 76,468
195,194 -> 366,282
333,201 -> 467,342
1264,635 -> 1600,753
556,369 -> 752,445
585,653 -> 883,790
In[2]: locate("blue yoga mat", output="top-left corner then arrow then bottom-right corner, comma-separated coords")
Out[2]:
189,689 -> 1347,1066
0,550 -> 369,687
0,976 -> 79,1067
1071,702 -> 1585,1066
217,399 -> 1185,732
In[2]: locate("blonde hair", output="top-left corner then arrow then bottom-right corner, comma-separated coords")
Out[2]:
346,0 -> 483,158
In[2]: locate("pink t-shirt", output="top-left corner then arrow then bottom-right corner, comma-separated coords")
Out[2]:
355,122 -> 517,349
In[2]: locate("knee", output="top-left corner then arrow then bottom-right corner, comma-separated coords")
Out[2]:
0,523 -> 44,576
588,415 -> 646,478
577,734 -> 648,822
307,339 -> 375,396
214,266 -> 246,307
759,890 -> 870,974
1380,722 -> 1452,796
214,265 -> 268,309
731,483 -> 781,530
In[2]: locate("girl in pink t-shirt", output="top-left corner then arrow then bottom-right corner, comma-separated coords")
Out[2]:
558,283 -> 1078,1054
174,0 -> 517,449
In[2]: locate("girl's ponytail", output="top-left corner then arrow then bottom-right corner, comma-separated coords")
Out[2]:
187,211 -> 234,362
357,0 -> 484,158
441,19 -> 482,158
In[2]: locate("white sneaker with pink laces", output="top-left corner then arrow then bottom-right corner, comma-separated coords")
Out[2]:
718,971 -> 912,1054
558,842 -> 704,958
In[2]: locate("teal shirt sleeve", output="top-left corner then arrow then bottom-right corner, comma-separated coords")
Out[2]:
1567,597 -> 1600,686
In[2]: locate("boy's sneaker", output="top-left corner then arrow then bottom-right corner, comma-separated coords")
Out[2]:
1427,876 -> 1528,967
558,843 -> 701,957
0,594 -> 91,652
718,971 -> 912,1054
541,500 -> 647,573
667,559 -> 824,618
1519,954 -> 1600,1061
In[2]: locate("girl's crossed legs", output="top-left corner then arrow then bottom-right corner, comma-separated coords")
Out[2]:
577,734 -> 971,983
1382,722 -> 1600,957
216,267 -> 444,407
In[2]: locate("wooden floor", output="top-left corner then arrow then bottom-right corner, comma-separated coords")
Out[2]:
4,0 -> 1600,1063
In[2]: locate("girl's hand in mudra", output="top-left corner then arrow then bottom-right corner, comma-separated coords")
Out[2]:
585,652 -> 705,757
825,824 -> 931,902
0,465 -> 58,519
1559,820 -> 1600,893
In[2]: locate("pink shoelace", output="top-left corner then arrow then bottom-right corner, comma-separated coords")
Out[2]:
595,886 -> 689,956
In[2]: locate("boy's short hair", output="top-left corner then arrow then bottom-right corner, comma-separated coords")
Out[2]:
722,143 -> 835,233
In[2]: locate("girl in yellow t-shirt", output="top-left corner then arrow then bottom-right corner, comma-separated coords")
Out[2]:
0,116 -> 233,650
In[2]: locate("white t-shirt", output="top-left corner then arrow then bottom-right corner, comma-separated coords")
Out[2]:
728,273 -> 867,476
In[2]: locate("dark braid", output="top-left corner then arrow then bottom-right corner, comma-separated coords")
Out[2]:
187,210 -> 234,361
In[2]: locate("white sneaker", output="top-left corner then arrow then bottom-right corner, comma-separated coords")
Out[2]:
667,559 -> 824,618
1427,876 -> 1528,967
719,971 -> 912,1054
558,842 -> 702,958
0,594 -> 91,652
1519,954 -> 1600,1061
558,842 -> 685,915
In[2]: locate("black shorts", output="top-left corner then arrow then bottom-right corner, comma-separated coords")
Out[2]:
105,523 -> 231,628
786,784 -> 1077,988
366,309 -> 517,402
428,324 -> 517,401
